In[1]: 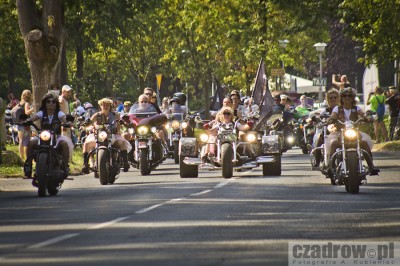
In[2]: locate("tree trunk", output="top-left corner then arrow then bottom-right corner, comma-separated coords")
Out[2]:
16,0 -> 66,112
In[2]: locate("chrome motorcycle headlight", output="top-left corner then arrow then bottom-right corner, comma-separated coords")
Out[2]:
128,128 -> 135,135
171,120 -> 180,130
98,130 -> 108,142
199,133 -> 209,143
137,126 -> 148,135
287,136 -> 294,144
246,133 -> 257,142
40,130 -> 51,141
151,127 -> 157,133
165,123 -> 170,130
344,129 -> 357,139
181,121 -> 188,129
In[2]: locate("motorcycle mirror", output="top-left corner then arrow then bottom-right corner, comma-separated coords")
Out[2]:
194,116 -> 202,123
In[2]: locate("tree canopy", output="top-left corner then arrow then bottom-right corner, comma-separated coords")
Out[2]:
1,0 -> 399,109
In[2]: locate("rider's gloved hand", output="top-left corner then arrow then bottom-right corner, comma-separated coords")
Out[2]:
247,121 -> 254,129
203,123 -> 210,130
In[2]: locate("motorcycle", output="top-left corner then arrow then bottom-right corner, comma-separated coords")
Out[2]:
86,118 -> 123,185
5,111 -> 19,145
270,109 -> 296,152
328,112 -> 375,194
179,116 -> 281,178
309,111 -> 336,184
165,112 -> 194,164
22,115 -> 74,197
127,103 -> 167,175
294,115 -> 315,154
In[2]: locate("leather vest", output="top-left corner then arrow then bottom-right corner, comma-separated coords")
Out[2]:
41,110 -> 62,135
95,111 -> 117,134
336,106 -> 358,129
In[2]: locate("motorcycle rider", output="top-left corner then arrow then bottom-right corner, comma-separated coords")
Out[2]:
309,88 -> 340,167
23,93 -> 74,179
81,98 -> 132,174
326,87 -> 379,175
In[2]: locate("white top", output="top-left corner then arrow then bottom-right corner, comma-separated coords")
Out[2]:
36,111 -> 66,123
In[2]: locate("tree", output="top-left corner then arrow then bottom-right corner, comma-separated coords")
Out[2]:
16,0 -> 66,111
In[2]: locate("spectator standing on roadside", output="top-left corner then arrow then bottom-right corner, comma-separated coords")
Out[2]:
7,92 -> 19,109
17,90 -> 34,160
367,86 -> 388,143
59,85 -> 73,140
385,86 -> 400,140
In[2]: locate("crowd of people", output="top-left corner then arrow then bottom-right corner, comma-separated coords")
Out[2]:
2,74 -> 400,179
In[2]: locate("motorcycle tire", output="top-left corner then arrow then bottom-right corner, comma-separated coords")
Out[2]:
173,141 -> 179,164
179,155 -> 198,178
263,154 -> 281,176
98,149 -> 109,185
347,151 -> 360,194
47,185 -> 59,196
221,143 -> 233,179
36,153 -> 48,197
139,149 -> 151,175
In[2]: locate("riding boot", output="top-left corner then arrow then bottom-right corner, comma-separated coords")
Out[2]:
81,152 -> 90,174
121,150 -> 130,172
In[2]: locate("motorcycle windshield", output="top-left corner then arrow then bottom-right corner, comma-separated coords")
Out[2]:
129,103 -> 158,119
170,112 -> 185,121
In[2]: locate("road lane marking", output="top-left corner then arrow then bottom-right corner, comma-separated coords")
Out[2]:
27,233 -> 80,249
190,189 -> 212,196
88,216 -> 129,230
23,180 -> 233,249
135,203 -> 164,214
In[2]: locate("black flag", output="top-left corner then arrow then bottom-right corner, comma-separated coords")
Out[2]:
251,58 -> 274,131
209,78 -> 225,110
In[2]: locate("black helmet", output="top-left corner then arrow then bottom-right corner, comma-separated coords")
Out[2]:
340,87 -> 356,96
173,92 -> 186,105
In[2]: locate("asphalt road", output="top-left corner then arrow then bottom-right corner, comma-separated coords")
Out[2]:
0,149 -> 399,266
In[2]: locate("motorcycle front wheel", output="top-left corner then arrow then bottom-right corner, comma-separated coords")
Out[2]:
36,153 -> 48,197
139,149 -> 151,175
98,149 -> 109,185
346,151 -> 360,194
221,143 -> 233,179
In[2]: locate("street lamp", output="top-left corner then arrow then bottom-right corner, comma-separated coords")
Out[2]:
314,42 -> 327,103
279,40 -> 289,90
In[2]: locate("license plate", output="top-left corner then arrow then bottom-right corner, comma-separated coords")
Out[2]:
139,142 -> 147,148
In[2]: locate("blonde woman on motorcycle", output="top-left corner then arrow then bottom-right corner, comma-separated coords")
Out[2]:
82,98 -> 132,174
326,88 -> 379,175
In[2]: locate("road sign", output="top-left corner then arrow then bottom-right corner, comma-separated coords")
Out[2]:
271,68 -> 285,77
313,77 -> 327,86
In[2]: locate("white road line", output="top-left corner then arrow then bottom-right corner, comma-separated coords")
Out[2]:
135,203 -> 164,214
88,216 -> 129,230
24,181 -> 234,249
27,233 -> 80,249
190,189 -> 212,196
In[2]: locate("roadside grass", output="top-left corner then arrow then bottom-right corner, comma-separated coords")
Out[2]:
0,144 -> 84,178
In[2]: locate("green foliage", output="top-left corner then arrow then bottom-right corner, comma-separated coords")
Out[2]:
340,0 -> 400,65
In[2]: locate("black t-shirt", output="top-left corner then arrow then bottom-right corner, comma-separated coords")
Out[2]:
386,94 -> 400,117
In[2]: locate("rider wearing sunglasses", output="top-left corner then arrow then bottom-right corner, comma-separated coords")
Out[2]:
23,93 -> 74,179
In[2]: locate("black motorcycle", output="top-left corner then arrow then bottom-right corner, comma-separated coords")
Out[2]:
294,115 -> 315,154
165,112 -> 194,164
270,110 -> 296,152
22,116 -> 74,197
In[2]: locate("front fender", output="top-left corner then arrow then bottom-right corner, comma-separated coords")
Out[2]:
262,135 -> 280,154
179,137 -> 198,157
